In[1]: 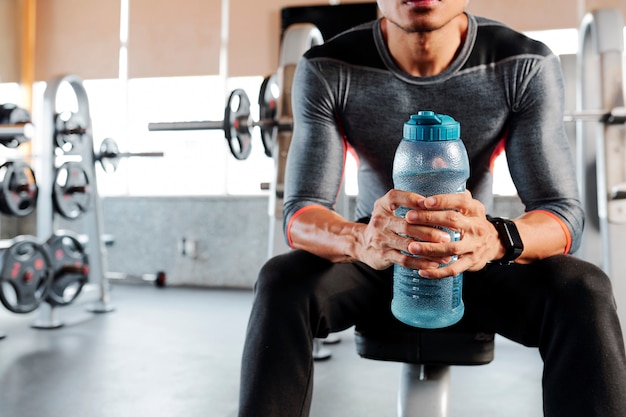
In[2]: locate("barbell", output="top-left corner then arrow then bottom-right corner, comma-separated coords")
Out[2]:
148,77 -> 289,160
55,112 -> 164,172
98,137 -> 164,174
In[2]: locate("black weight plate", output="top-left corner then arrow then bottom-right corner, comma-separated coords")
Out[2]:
0,103 -> 30,125
0,104 -> 32,148
53,161 -> 91,220
258,75 -> 279,157
45,231 -> 88,306
223,89 -> 252,160
0,236 -> 52,314
0,161 -> 38,217
54,111 -> 87,153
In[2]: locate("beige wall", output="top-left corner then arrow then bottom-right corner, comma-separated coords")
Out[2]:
466,0 -> 579,31
0,0 -> 21,83
467,0 -> 626,31
128,0 -> 222,78
228,0 -> 370,77
0,0 -> 625,84
34,0 -> 120,81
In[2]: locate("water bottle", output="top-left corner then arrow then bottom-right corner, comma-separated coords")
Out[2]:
391,111 -> 470,329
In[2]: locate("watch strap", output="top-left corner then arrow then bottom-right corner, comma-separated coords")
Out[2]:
486,215 -> 524,265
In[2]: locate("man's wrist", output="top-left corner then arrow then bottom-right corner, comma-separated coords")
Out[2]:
486,215 -> 524,265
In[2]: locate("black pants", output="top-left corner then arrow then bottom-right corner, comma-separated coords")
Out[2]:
238,250 -> 626,417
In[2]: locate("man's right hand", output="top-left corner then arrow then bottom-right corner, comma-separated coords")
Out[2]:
353,189 -> 451,270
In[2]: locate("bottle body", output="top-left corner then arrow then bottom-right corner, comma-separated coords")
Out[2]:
391,112 -> 469,329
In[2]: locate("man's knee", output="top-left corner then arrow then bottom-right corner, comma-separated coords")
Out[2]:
255,250 -> 332,303
539,255 -> 616,314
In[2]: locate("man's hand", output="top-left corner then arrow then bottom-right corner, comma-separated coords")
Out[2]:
401,190 -> 502,278
355,189 -> 501,277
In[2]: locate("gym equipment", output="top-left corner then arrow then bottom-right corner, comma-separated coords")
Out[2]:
564,108 -> 626,124
0,236 -> 52,314
267,23 -> 323,257
575,8 -> 626,276
106,271 -> 166,288
34,74 -> 115,327
258,75 -> 279,157
571,8 -> 626,342
98,137 -> 163,174
52,161 -> 91,220
54,110 -> 88,152
55,112 -> 163,173
34,74 -> 163,327
45,230 -> 89,307
0,160 -> 38,217
0,103 -> 34,148
148,77 -> 289,160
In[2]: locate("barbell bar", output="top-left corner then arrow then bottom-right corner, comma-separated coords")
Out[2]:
148,118 -> 291,131
564,107 -> 626,124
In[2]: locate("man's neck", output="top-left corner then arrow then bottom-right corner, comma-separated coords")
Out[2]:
381,14 -> 468,77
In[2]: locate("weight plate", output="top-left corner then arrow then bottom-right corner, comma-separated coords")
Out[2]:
54,111 -> 87,153
258,75 -> 279,158
99,137 -> 121,173
223,89 -> 252,160
45,231 -> 89,306
0,161 -> 38,217
53,161 -> 91,220
0,104 -> 32,148
0,236 -> 52,314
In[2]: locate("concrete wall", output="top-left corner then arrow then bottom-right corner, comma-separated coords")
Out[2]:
99,196 -> 270,289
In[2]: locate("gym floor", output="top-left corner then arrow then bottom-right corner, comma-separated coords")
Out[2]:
0,284 -> 543,417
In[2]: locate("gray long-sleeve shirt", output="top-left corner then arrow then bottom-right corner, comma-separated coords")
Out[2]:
283,14 -> 584,253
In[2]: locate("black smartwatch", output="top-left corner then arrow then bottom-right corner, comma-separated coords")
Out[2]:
486,215 -> 524,265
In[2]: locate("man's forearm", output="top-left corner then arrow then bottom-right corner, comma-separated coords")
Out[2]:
512,210 -> 570,263
287,206 -> 364,264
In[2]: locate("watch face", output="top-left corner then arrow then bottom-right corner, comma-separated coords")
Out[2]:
490,217 -> 523,264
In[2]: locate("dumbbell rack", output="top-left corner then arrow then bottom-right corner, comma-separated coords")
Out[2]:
33,74 -> 114,329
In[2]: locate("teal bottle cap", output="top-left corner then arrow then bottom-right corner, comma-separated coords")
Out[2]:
403,110 -> 460,141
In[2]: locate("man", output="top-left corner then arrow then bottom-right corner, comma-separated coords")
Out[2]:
238,1 -> 626,416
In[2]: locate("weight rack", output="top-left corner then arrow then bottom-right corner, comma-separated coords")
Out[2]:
33,74 -> 114,329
